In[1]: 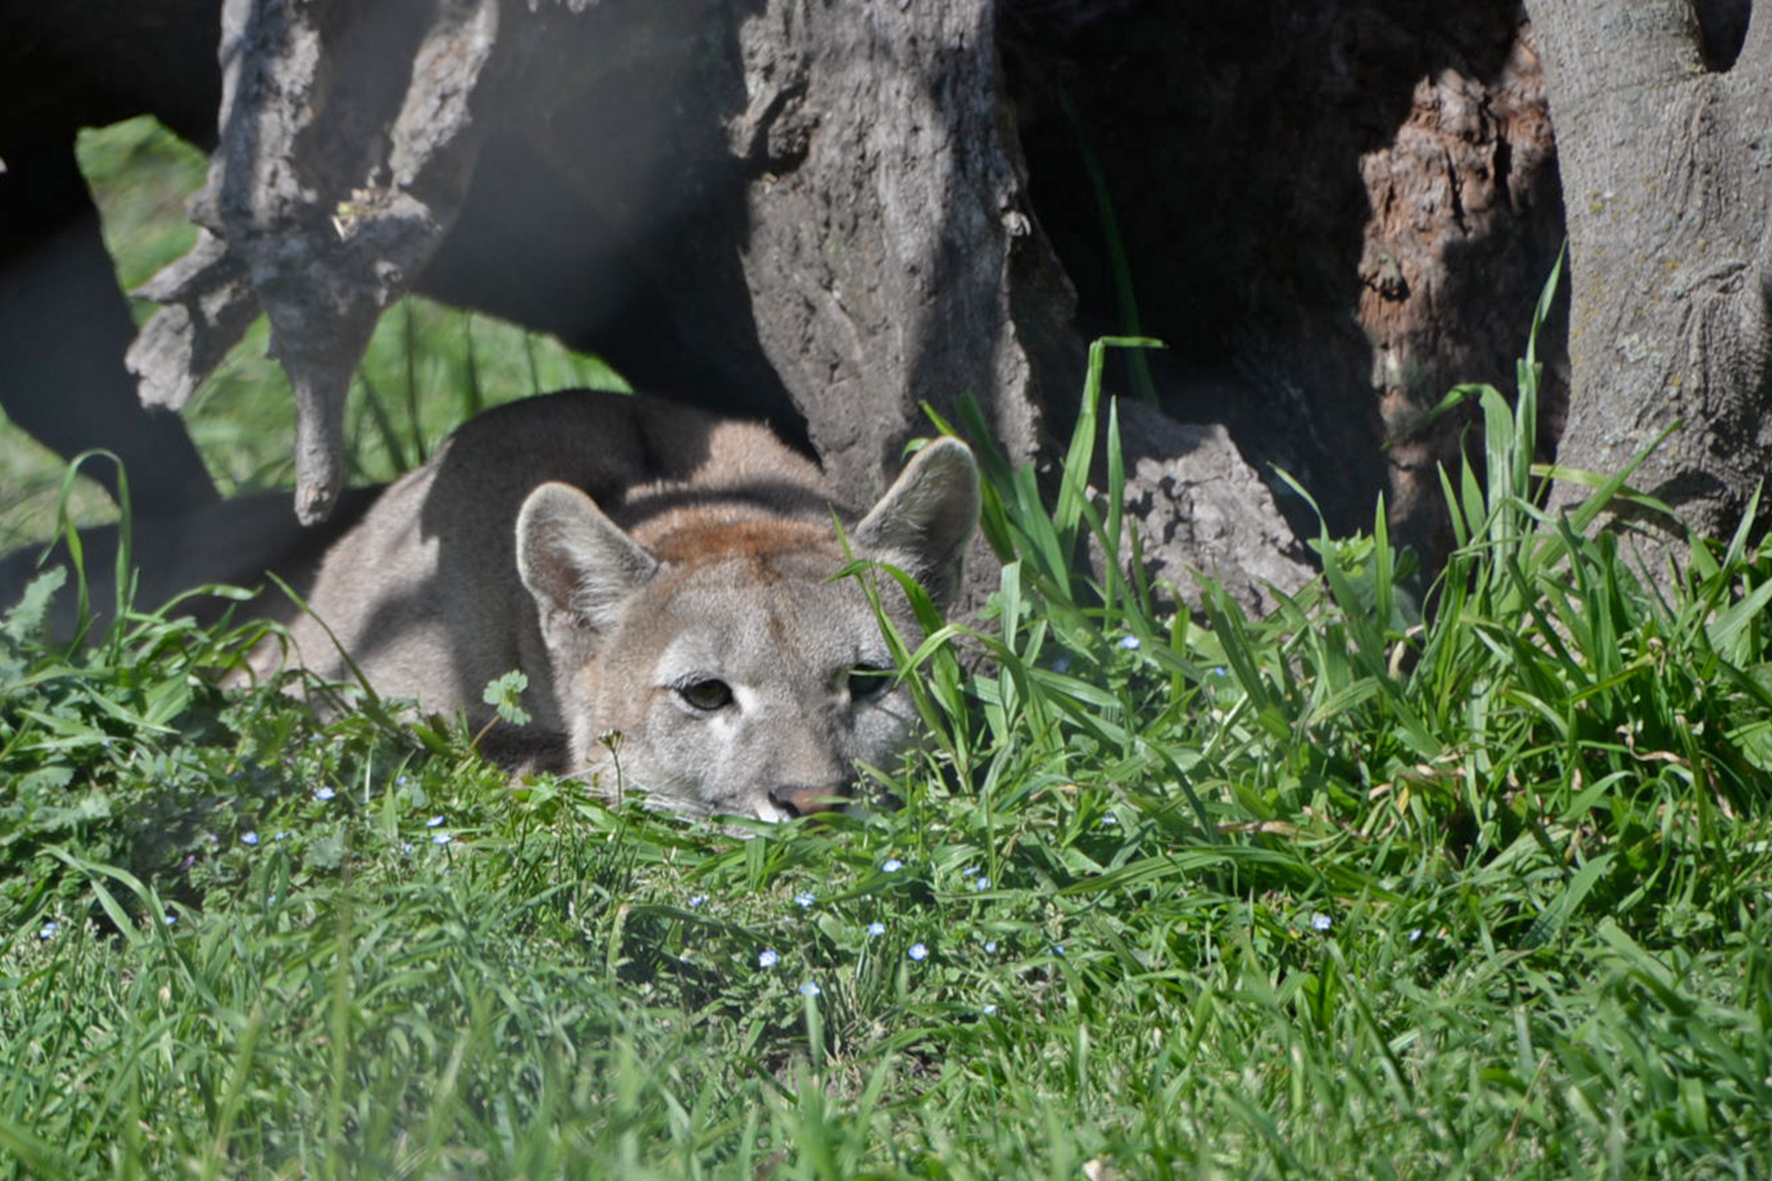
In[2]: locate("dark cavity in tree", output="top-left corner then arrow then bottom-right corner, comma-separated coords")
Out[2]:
1694,0 -> 1750,69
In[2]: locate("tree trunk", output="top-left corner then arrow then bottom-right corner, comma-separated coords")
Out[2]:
729,1 -> 1075,502
158,0 -> 510,523
123,0 -> 1081,526
1527,0 -> 1772,548
4,0 -> 1581,614
1007,1 -> 1564,561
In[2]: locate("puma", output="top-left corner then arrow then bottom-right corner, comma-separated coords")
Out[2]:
259,390 -> 980,820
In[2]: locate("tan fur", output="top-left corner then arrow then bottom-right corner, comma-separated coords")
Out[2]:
260,390 -> 979,820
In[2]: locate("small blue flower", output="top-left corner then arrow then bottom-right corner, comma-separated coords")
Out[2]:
882,858 -> 904,873
1101,814 -> 1119,827
1052,944 -> 1065,957
425,815 -> 445,828
314,786 -> 336,802
689,895 -> 707,909
1408,928 -> 1423,943
274,832 -> 290,841
758,949 -> 779,968
1210,666 -> 1228,677
794,892 -> 816,909
982,1003 -> 997,1016
401,842 -> 415,854
962,865 -> 979,878
983,940 -> 998,954
1118,635 -> 1141,650
800,981 -> 821,997
397,775 -> 409,786
164,913 -> 178,925
1311,914 -> 1332,932
267,894 -> 278,905
241,831 -> 259,847
39,921 -> 59,939
974,878 -> 991,891
432,832 -> 453,846
867,921 -> 886,937
908,942 -> 928,961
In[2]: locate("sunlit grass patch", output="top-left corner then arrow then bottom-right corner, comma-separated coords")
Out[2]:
2,208 -> 1769,1179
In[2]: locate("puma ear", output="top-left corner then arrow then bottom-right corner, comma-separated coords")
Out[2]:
852,438 -> 981,612
517,482 -> 658,630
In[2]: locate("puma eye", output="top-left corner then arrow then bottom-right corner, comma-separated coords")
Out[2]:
676,678 -> 734,712
848,663 -> 894,702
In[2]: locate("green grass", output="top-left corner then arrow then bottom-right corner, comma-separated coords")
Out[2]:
1,124 -> 1770,1178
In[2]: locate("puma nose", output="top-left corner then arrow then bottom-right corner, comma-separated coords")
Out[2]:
770,784 -> 848,818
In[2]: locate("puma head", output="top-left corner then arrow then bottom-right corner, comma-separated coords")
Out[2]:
515,438 -> 980,820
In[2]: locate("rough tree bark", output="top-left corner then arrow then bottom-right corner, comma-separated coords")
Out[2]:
729,2 -> 1066,500
1011,2 -> 1564,561
124,0 -> 1080,526
1527,0 -> 1772,548
134,0 -> 511,523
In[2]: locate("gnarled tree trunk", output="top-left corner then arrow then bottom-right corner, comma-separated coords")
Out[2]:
124,0 -> 1082,527
6,0 -> 1585,619
1527,0 -> 1772,548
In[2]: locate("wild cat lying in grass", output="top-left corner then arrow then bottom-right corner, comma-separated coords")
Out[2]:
243,391 -> 980,821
